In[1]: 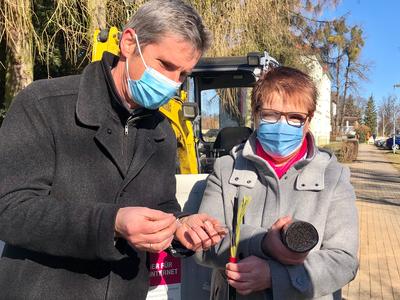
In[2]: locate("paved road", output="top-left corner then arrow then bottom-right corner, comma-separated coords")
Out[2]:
348,144 -> 400,205
343,144 -> 400,300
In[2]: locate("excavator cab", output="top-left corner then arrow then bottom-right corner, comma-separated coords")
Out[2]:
186,52 -> 278,173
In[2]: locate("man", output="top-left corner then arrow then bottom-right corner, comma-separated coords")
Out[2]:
0,1 -> 224,299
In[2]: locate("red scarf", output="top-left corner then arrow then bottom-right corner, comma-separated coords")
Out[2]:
256,138 -> 308,179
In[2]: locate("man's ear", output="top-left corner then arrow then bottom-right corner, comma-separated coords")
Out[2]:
119,28 -> 137,58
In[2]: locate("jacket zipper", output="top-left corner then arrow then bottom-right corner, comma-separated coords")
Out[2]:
124,113 -> 152,136
124,116 -> 134,136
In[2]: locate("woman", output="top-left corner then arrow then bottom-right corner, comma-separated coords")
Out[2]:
196,66 -> 359,300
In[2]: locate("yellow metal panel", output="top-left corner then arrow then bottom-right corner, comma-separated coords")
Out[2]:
92,27 -> 120,62
160,92 -> 198,174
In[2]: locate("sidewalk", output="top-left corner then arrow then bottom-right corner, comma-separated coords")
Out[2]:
342,144 -> 400,300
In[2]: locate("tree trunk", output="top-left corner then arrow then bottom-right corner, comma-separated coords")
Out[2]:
87,0 -> 107,37
339,56 -> 351,130
333,56 -> 341,135
3,0 -> 33,108
0,37 -> 7,108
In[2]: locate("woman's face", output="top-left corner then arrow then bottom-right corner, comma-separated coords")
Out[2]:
257,95 -> 312,134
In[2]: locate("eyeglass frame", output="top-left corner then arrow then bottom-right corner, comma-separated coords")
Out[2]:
258,108 -> 310,128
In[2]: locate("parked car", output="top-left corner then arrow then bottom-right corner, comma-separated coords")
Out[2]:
385,135 -> 400,150
375,138 -> 387,148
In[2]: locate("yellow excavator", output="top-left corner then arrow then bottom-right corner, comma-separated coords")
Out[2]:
92,27 -> 275,175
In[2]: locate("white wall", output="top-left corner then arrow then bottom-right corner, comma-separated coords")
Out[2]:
303,56 -> 332,146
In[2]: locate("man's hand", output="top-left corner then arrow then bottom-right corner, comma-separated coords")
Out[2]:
262,216 -> 309,265
115,207 -> 177,253
225,255 -> 271,295
174,213 -> 227,251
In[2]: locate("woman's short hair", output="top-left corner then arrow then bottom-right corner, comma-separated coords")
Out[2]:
124,0 -> 211,54
251,66 -> 318,118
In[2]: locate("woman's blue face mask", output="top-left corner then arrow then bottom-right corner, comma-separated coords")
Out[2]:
257,119 -> 304,157
126,34 -> 181,110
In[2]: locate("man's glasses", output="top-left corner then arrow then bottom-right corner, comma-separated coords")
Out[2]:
259,109 -> 309,128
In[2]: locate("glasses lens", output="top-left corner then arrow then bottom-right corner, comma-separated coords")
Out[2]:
287,113 -> 308,127
260,110 -> 280,123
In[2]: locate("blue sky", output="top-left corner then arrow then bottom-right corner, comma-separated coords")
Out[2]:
323,0 -> 400,107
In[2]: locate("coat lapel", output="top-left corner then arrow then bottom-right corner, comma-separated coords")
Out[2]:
94,119 -> 126,176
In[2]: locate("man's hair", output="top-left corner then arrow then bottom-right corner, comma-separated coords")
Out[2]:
124,0 -> 210,53
251,66 -> 318,118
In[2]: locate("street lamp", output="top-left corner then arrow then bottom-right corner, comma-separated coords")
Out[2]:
393,111 -> 397,154
392,84 -> 400,153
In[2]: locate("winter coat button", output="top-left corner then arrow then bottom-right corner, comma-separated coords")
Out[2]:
246,180 -> 251,184
315,183 -> 319,187
235,177 -> 239,181
301,183 -> 306,187
107,128 -> 112,134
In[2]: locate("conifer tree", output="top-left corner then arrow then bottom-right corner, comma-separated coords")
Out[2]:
363,95 -> 377,136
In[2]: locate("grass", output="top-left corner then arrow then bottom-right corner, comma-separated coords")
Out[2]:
384,150 -> 400,173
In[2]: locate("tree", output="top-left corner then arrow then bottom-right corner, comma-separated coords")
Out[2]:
0,0 -> 36,108
344,94 -> 362,123
305,15 -> 369,136
363,95 -> 377,136
339,25 -> 365,130
87,0 -> 106,37
0,0 -> 342,111
379,95 -> 399,136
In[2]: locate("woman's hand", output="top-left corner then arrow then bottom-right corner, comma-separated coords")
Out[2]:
225,255 -> 271,295
262,216 -> 309,265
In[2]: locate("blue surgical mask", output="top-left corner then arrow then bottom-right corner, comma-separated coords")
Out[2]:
257,120 -> 304,157
126,34 -> 181,109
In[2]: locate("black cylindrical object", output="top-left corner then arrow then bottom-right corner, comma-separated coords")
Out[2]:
281,220 -> 319,253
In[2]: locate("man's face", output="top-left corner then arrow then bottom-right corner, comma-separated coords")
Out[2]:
123,28 -> 202,84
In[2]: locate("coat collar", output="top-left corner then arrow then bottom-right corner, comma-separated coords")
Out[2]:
75,54 -> 168,177
76,59 -> 114,127
229,132 -> 333,191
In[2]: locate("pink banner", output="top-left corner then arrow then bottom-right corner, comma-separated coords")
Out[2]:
149,251 -> 181,286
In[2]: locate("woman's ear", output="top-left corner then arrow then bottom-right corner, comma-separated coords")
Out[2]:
119,28 -> 137,58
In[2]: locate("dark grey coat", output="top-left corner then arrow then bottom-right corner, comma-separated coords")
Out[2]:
0,55 -> 180,299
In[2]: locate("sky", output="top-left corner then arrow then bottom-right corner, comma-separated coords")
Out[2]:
323,0 -> 400,106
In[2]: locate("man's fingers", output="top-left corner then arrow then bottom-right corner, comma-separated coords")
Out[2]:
142,220 -> 177,244
147,236 -> 174,253
142,215 -> 176,234
140,208 -> 175,221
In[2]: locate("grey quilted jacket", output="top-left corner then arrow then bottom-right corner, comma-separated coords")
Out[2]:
196,132 -> 359,300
